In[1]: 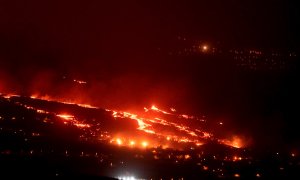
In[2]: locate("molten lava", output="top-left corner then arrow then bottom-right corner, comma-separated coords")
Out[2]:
1,93 -> 245,150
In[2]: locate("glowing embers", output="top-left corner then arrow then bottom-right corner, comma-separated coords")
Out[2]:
150,105 -> 171,115
110,137 -> 150,149
57,114 -> 75,121
13,99 -> 91,129
73,123 -> 90,128
111,111 -> 153,133
22,104 -> 51,114
180,114 -> 194,119
2,94 -> 20,99
57,114 -> 90,128
73,79 -> 87,84
30,94 -> 99,109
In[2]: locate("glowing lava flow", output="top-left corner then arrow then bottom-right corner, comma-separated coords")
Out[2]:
15,99 -> 91,129
57,114 -> 75,121
111,111 -> 154,134
49,113 -> 91,128
111,105 -> 246,149
106,105 -> 232,149
1,93 -> 245,149
30,94 -> 99,109
149,105 -> 172,115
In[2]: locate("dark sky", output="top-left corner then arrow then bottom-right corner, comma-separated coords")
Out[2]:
1,0 -> 299,148
0,0 -> 298,88
1,0 -> 298,65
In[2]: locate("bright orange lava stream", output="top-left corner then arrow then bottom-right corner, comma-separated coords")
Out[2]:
1,93 -> 244,149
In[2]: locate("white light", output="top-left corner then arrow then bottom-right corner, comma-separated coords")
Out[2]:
118,176 -> 135,180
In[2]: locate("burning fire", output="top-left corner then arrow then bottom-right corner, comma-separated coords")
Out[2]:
57,114 -> 75,121
219,136 -> 243,148
30,93 -> 99,109
56,114 -> 91,128
1,93 -> 245,150
107,105 -> 244,149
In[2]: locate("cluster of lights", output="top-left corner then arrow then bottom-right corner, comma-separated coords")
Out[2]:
111,138 -> 149,148
117,176 -> 135,180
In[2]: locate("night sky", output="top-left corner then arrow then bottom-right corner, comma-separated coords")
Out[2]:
1,0 -> 300,149
1,0 -> 298,64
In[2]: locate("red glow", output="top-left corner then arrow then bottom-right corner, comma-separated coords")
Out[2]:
1,93 -> 246,149
56,114 -> 90,128
57,114 -> 74,121
219,136 -> 243,148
